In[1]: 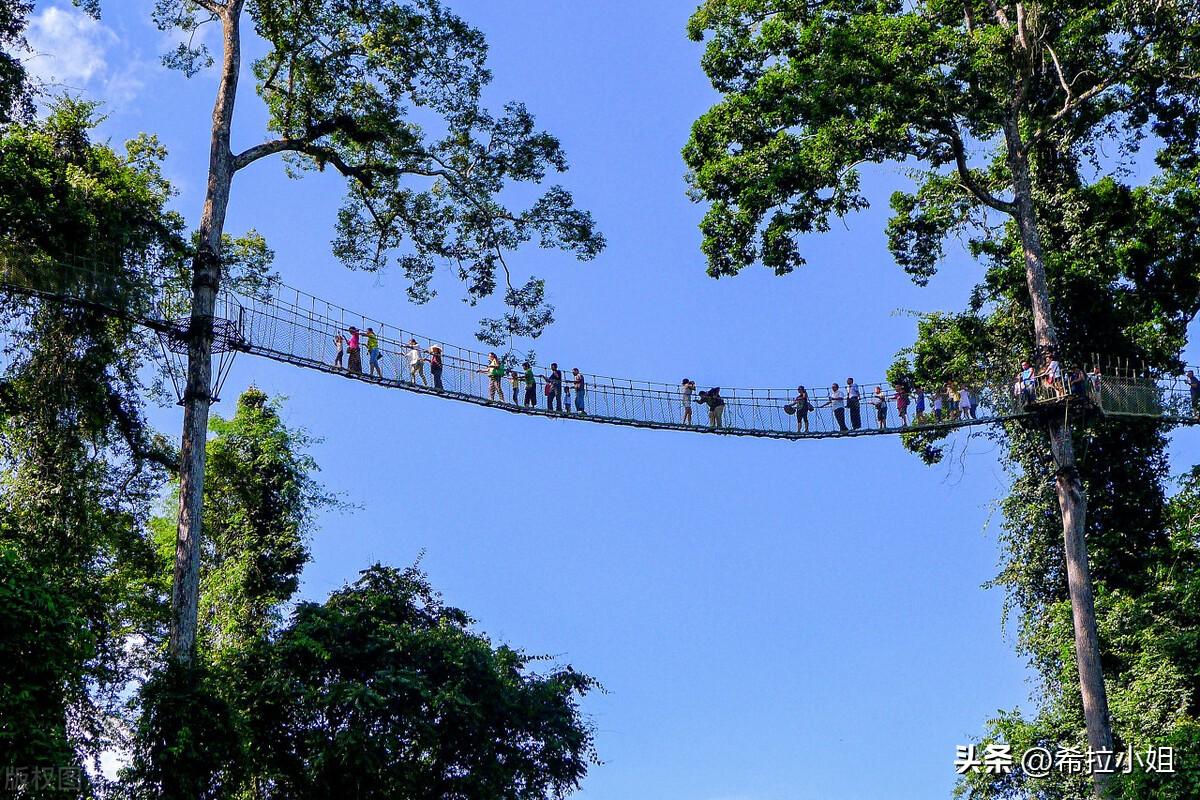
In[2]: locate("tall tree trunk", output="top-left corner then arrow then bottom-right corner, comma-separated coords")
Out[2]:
1003,114 -> 1114,798
169,3 -> 244,668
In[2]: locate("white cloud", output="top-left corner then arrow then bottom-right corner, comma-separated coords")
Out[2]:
25,5 -> 146,107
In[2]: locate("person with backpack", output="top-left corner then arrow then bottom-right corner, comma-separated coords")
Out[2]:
895,384 -> 910,426
481,353 -> 506,402
696,387 -> 726,428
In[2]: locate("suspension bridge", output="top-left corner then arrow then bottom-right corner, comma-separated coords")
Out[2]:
0,248 -> 1195,440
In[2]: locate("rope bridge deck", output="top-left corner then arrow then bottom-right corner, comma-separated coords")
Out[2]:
1,250 -> 1195,440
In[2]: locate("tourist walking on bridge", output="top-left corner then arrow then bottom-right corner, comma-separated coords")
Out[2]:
510,370 -> 521,404
1187,369 -> 1200,417
870,386 -> 888,429
895,384 -> 909,427
823,383 -> 848,431
366,327 -> 382,379
407,338 -> 427,385
572,368 -> 586,414
959,385 -> 976,419
429,345 -> 443,390
697,387 -> 725,428
346,326 -> 362,374
681,378 -> 696,425
793,385 -> 810,433
546,363 -> 563,412
483,353 -> 506,402
913,386 -> 925,425
333,331 -> 344,369
523,362 -> 537,407
846,377 -> 862,429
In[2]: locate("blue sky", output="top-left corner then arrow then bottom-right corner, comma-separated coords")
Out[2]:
24,2 -> 1200,798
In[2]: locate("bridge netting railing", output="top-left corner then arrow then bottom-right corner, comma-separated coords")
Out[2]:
226,279 -> 1198,435
0,246 -> 1196,438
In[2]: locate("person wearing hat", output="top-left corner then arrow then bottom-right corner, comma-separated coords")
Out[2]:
428,344 -> 444,390
407,338 -> 427,385
346,326 -> 362,374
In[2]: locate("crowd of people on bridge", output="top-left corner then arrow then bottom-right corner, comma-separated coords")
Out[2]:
326,328 -> 1188,432
331,328 -> 592,415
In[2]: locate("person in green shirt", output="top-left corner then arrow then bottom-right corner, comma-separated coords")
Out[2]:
520,367 -> 535,410
365,327 -> 382,379
480,352 -> 506,402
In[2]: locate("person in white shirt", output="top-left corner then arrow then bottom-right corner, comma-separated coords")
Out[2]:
823,383 -> 848,431
959,386 -> 975,419
407,338 -> 427,385
1040,354 -> 1064,397
681,378 -> 696,425
870,385 -> 888,429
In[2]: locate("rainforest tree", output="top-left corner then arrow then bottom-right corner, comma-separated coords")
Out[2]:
150,0 -> 605,676
125,390 -> 599,799
0,99 -> 182,794
685,0 -> 1200,795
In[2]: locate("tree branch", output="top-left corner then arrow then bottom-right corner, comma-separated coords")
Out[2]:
941,129 -> 1017,215
1029,13 -> 1166,144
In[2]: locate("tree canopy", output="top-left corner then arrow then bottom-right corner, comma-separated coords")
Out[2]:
156,0 -> 604,344
684,0 -> 1200,286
